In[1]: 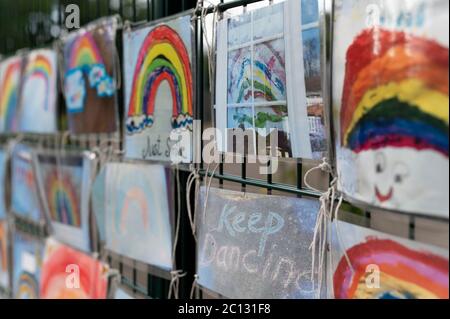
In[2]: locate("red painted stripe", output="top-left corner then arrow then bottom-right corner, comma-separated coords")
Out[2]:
333,238 -> 449,299
147,71 -> 178,120
128,25 -> 192,118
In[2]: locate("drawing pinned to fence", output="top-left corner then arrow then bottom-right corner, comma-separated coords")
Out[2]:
19,49 -> 57,133
329,221 -> 449,299
196,186 -> 321,299
40,238 -> 108,299
62,16 -> 119,134
123,13 -> 194,163
215,0 -> 327,159
34,152 -> 95,252
332,0 -> 449,217
0,56 -> 22,133
12,233 -> 44,299
104,163 -> 173,271
11,144 -> 44,223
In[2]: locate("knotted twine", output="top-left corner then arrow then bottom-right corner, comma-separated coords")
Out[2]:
303,158 -> 353,298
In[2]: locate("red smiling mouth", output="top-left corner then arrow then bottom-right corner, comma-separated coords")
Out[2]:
375,186 -> 394,202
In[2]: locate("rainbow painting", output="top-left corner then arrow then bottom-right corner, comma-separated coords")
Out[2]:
331,222 -> 449,299
12,233 -> 43,299
332,0 -> 449,217
34,153 -> 91,252
44,169 -> 81,228
228,41 -> 286,104
340,29 -> 449,156
66,32 -> 104,70
40,239 -> 108,299
125,23 -> 193,134
24,53 -> 53,110
104,163 -> 173,270
16,272 -> 39,299
20,49 -> 57,132
0,56 -> 22,132
11,144 -> 43,223
63,26 -> 115,114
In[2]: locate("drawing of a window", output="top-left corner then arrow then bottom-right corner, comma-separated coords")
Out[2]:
225,3 -> 291,157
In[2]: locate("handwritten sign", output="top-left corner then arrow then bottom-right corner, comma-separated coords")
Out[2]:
197,187 -> 320,299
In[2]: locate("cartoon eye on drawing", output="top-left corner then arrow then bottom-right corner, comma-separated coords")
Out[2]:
372,152 -> 411,203
340,28 -> 449,211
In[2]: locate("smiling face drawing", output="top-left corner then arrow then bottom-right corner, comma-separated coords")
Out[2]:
373,152 -> 409,203
339,28 -> 449,215
355,147 -> 448,212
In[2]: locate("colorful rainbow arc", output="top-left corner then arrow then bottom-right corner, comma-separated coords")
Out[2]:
40,243 -> 108,299
333,239 -> 449,299
45,170 -> 80,227
117,187 -> 149,235
229,42 -> 286,103
16,272 -> 39,299
127,25 -> 193,131
0,59 -> 21,130
67,32 -> 103,69
340,29 -> 449,157
24,54 -> 53,111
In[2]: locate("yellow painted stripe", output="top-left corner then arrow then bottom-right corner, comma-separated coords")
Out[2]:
136,42 -> 187,115
344,78 -> 449,143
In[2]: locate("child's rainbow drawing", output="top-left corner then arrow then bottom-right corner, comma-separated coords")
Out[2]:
20,49 -> 57,132
0,57 -> 22,132
64,32 -> 114,113
40,239 -> 108,299
123,14 -> 194,162
24,54 -> 53,110
126,24 -> 193,133
228,42 -> 286,104
333,0 -> 449,217
44,169 -> 81,227
34,153 -> 91,252
331,222 -> 449,299
340,29 -> 448,157
67,32 -> 104,69
11,144 -> 43,223
105,163 -> 173,271
12,233 -> 43,299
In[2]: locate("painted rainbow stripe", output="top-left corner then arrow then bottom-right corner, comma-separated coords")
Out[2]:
67,32 -> 103,69
40,242 -> 108,299
0,59 -> 21,130
333,238 -> 449,299
24,54 -> 53,111
340,29 -> 449,156
127,25 -> 193,131
229,43 -> 286,103
45,169 -> 80,227
16,272 -> 39,299
117,187 -> 149,234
